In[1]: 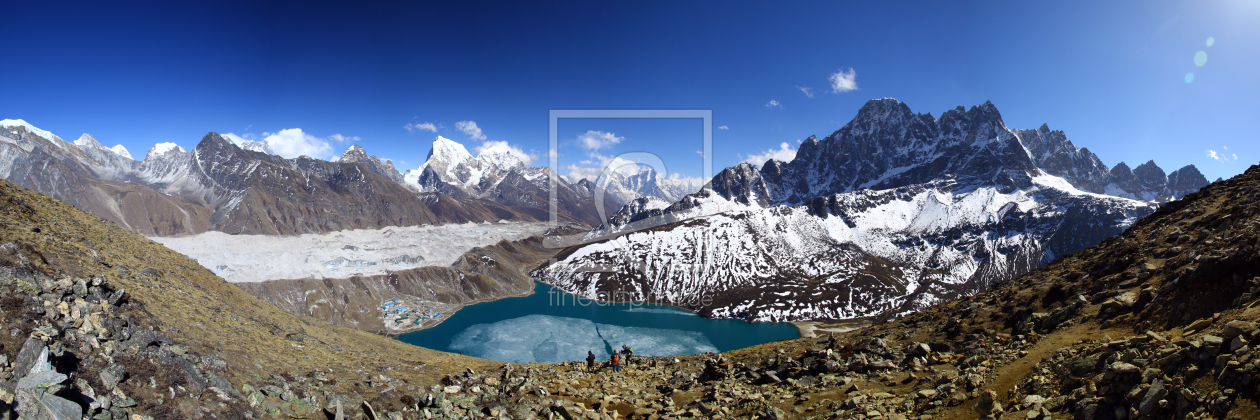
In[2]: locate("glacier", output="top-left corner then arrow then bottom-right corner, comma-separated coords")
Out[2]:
153,221 -> 552,282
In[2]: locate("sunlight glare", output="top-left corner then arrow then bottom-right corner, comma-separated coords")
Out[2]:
1194,51 -> 1208,67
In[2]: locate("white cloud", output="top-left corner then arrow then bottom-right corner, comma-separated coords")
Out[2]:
405,122 -> 439,133
576,130 -> 624,151
221,133 -> 250,145
475,140 -> 536,166
328,133 -> 360,142
564,152 -> 642,183
455,121 -> 486,141
742,142 -> 798,167
718,125 -> 729,130
765,100 -> 782,108
262,128 -> 335,160
796,86 -> 816,98
828,68 -> 858,93
1207,148 -> 1236,163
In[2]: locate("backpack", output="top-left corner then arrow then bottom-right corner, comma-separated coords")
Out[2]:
612,354 -> 620,363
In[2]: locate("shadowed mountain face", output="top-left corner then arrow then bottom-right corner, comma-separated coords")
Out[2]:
0,124 -> 565,235
539,99 -> 1206,323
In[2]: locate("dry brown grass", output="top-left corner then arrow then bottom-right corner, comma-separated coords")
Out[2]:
0,179 -> 500,403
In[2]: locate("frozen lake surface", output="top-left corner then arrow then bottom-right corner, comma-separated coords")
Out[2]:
152,221 -> 552,283
398,282 -> 799,363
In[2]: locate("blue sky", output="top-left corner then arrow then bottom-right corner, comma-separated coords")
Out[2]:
3,0 -> 1257,182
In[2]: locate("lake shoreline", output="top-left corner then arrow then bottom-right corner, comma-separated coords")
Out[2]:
396,281 -> 801,363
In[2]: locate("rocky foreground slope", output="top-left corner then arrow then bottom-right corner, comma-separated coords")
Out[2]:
0,178 -> 502,419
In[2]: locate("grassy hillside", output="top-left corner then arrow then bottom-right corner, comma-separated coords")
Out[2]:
0,178 -> 498,419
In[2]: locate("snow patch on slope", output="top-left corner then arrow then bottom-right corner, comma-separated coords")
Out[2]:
145,142 -> 186,161
0,119 -> 64,148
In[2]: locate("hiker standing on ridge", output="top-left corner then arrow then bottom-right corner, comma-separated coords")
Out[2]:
586,351 -> 596,372
621,344 -> 634,366
611,352 -> 621,373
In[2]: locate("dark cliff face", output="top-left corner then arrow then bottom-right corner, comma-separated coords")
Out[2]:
613,99 -> 1208,230
1013,124 -> 1110,192
1105,162 -> 1140,194
338,144 -> 406,184
1167,165 -> 1210,198
705,163 -> 771,208
781,99 -> 1039,198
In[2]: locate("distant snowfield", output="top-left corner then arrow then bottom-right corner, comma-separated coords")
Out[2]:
152,221 -> 552,283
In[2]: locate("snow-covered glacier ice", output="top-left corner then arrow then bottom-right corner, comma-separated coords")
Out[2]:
153,221 -> 551,282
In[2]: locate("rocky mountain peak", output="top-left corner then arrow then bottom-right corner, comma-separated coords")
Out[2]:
707,163 -> 770,207
427,136 -> 474,167
852,98 -> 913,122
340,144 -> 369,163
1132,160 -> 1168,191
1167,165 -> 1209,196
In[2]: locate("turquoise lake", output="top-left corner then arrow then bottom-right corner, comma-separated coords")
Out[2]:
397,282 -> 800,364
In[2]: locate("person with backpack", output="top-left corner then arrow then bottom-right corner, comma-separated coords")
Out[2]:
611,352 -> 621,373
621,345 -> 634,366
586,350 -> 596,372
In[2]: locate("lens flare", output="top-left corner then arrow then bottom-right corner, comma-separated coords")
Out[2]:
1194,51 -> 1208,67
1206,37 -> 1215,47
1185,72 -> 1195,83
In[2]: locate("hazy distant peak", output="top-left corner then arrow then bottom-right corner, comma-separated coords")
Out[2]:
110,144 -> 133,159
145,142 -> 186,161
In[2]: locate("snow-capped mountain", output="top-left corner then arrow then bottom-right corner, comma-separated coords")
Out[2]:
402,136 -> 638,225
405,135 -> 706,208
534,99 -> 1207,322
404,135 -> 522,196
0,122 -> 555,235
109,144 -> 132,159
144,142 -> 186,161
239,140 -> 274,155
592,167 -> 705,206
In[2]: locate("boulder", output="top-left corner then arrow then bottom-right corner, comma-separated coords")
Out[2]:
13,389 -> 82,420
1222,320 -> 1257,338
